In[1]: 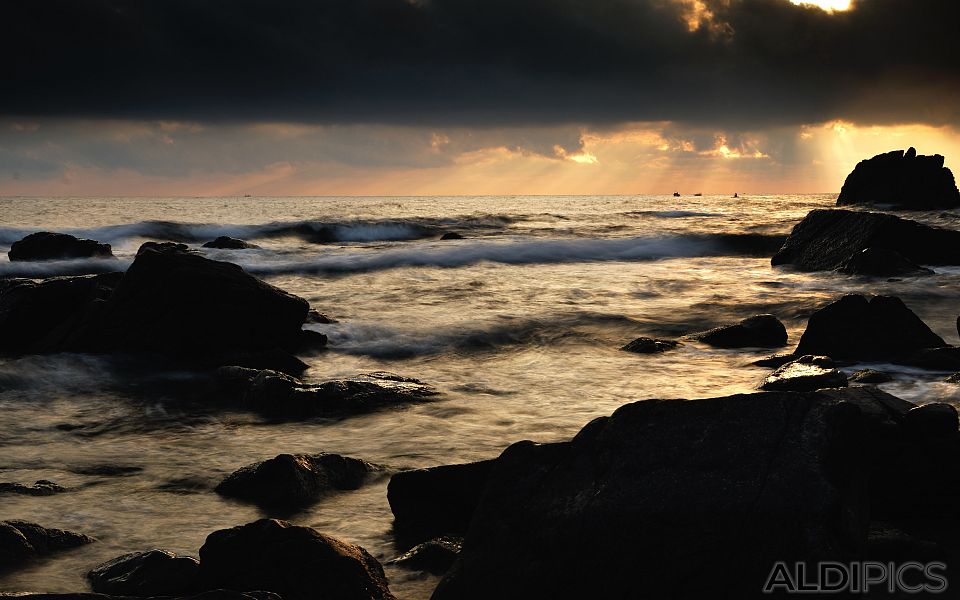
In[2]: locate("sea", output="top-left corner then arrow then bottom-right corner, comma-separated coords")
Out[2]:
2,194 -> 960,598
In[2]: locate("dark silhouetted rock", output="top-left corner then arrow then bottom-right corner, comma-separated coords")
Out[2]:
390,536 -> 461,575
88,550 -> 201,596
7,592 -> 280,600
440,232 -> 464,240
72,243 -> 309,362
0,480 -> 67,496
217,367 -> 437,419
836,148 -> 960,210
0,520 -> 94,569
850,369 -> 894,384
900,346 -> 960,371
620,337 -> 679,354
216,453 -> 374,508
0,273 -> 122,354
198,519 -> 396,600
838,248 -> 933,277
946,373 -> 960,384
432,391 -> 870,600
902,403 -> 959,438
760,355 -> 847,392
306,309 -> 337,324
795,295 -> 945,361
202,237 -> 260,250
689,314 -> 787,348
750,353 -> 796,368
772,209 -> 960,272
8,232 -> 114,261
387,460 -> 495,542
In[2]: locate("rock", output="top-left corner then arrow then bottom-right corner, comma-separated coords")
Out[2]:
794,295 -> 945,361
902,403 -> 959,438
217,367 -> 438,419
836,148 -> 960,210
946,373 -> 960,383
440,232 -> 464,240
760,355 -> 848,392
772,209 -> 960,272
432,391 -> 870,600
838,248 -> 933,277
866,526 -> 946,564
198,519 -> 396,600
7,592 -> 280,600
689,314 -> 787,348
900,346 -> 960,370
0,520 -> 94,569
202,236 -> 260,250
215,453 -> 374,508
849,369 -> 894,384
387,460 -> 496,542
8,232 -> 114,261
88,549 -> 201,596
620,337 -> 679,354
389,536 -> 462,575
72,242 -> 309,362
750,353 -> 796,368
0,272 -> 122,354
306,309 -> 337,324
0,480 -> 67,496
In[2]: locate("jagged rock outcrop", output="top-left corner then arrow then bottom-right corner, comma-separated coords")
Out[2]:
772,209 -> 960,272
8,232 -> 114,261
689,314 -> 787,348
836,148 -> 960,210
0,520 -> 94,570
620,337 -> 679,354
88,550 -> 201,597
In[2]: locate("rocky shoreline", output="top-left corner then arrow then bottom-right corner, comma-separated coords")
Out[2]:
3,149 -> 960,598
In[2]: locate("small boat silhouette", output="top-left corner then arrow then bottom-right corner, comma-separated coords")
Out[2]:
733,192 -> 739,198
694,193 -> 702,197
673,192 -> 681,197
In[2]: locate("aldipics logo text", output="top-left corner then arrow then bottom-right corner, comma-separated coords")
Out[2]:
763,562 -> 948,594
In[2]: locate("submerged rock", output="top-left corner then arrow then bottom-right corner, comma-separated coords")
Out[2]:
88,550 -> 201,597
689,314 -> 787,348
750,353 -> 796,368
620,337 -> 679,354
8,231 -> 114,261
217,367 -> 438,419
772,209 -> 960,272
0,520 -> 94,569
849,369 -> 894,384
836,148 -> 960,210
0,480 -> 67,496
202,236 -> 260,250
838,247 -> 933,277
387,459 -> 495,542
440,232 -> 464,240
432,391 -> 871,600
199,518 -> 396,600
216,453 -> 374,508
794,295 -> 945,361
389,536 -> 462,575
760,355 -> 848,392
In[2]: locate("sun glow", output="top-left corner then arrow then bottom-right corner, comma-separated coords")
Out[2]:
789,0 -> 851,11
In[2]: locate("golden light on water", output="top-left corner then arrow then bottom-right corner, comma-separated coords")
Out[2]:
789,0 -> 851,10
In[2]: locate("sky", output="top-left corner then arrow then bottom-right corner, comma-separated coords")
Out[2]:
2,0 -> 959,196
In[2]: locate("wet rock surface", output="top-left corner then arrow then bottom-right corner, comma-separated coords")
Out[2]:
836,148 -> 960,210
8,232 -> 114,262
0,480 -> 67,496
620,337 -> 679,354
0,520 -> 94,570
88,549 -> 201,596
689,314 -> 787,348
794,295 -> 945,361
199,518 -> 396,600
217,367 -> 438,419
760,355 -> 847,392
389,536 -> 462,575
849,369 -> 894,384
202,237 -> 260,250
838,247 -> 933,277
216,453 -> 375,508
772,209 -> 960,272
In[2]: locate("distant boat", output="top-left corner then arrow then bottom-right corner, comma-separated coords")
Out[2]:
733,192 -> 739,198
694,193 -> 702,197
673,192 -> 681,197
244,194 -> 252,198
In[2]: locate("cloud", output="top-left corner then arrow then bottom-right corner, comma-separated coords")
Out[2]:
2,0 -> 958,128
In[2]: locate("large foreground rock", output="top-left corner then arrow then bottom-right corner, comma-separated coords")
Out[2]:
794,295 -> 945,360
88,549 -> 201,596
217,367 -> 437,419
0,520 -> 94,570
216,453 -> 374,508
689,314 -> 787,348
836,148 -> 960,210
388,460 -> 496,542
199,519 -> 396,600
772,209 -> 960,272
8,231 -> 113,261
432,391 -> 870,600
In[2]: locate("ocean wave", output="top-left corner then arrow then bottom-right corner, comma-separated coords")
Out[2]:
0,214 -> 524,247
240,233 -> 786,276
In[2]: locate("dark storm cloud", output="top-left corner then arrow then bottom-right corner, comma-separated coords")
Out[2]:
3,0 -> 959,127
